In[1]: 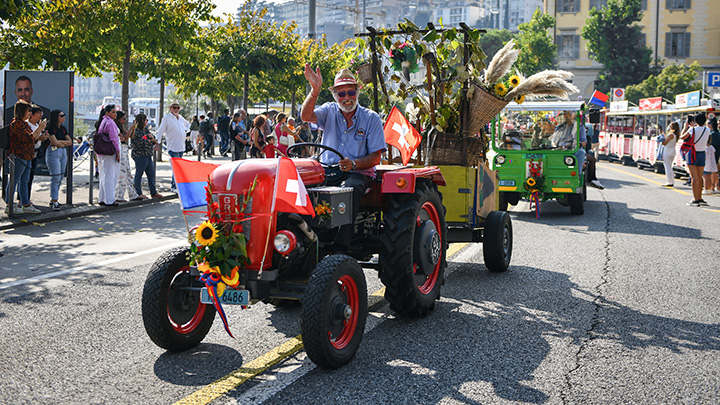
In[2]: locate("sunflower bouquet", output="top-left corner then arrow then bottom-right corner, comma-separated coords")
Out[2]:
188,176 -> 258,281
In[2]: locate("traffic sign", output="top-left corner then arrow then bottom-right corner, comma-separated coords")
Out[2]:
708,72 -> 720,88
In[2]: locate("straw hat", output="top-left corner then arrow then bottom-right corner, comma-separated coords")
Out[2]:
329,69 -> 359,91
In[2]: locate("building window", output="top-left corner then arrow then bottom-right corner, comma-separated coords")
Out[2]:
557,34 -> 580,59
589,0 -> 607,9
450,7 -> 462,15
559,0 -> 579,12
666,0 -> 691,10
450,15 -> 461,22
665,32 -> 691,58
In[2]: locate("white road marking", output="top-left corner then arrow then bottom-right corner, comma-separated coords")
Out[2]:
0,241 -> 185,290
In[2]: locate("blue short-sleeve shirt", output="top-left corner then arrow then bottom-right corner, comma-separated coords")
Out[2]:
314,102 -> 387,177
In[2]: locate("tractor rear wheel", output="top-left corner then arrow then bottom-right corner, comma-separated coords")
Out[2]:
301,254 -> 367,369
380,179 -> 447,318
483,211 -> 513,272
142,247 -> 215,351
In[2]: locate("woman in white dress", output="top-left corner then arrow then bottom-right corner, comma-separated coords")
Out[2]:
661,122 -> 679,187
95,105 -> 121,206
113,111 -> 139,202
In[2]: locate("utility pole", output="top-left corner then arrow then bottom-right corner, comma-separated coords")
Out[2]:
309,0 -> 316,40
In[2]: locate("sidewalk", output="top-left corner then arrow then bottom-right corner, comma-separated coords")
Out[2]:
1,150 -> 234,231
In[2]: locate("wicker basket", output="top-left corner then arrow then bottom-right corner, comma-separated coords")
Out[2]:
467,85 -> 509,135
428,132 -> 486,166
356,63 -> 374,84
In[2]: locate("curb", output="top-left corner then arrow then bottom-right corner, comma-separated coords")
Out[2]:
0,193 -> 178,231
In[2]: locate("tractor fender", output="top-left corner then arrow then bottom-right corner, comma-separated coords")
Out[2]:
381,166 -> 447,194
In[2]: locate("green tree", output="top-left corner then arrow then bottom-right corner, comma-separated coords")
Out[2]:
625,61 -> 702,104
582,0 -> 654,91
0,0 -> 106,75
514,10 -> 557,76
477,29 -> 515,65
0,0 -> 32,23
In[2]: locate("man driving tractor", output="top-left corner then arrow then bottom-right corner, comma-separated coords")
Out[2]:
300,65 -> 387,250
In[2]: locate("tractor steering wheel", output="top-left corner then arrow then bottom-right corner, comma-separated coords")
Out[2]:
286,142 -> 345,169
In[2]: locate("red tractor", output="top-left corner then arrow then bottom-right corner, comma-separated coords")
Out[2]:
142,143 -> 513,368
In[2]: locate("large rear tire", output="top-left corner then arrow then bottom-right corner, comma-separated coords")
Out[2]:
301,254 -> 367,369
483,211 -> 513,272
142,247 -> 215,351
379,179 -> 447,318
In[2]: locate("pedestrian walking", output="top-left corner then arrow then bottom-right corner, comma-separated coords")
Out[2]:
95,105 -> 121,206
218,109 -> 231,157
4,100 -> 46,214
130,113 -> 160,200
156,103 -> 190,193
661,122 -> 679,187
681,113 -> 710,206
250,114 -> 267,159
114,111 -> 139,202
199,112 -> 215,157
189,115 -> 200,155
46,109 -> 73,210
230,111 -> 250,161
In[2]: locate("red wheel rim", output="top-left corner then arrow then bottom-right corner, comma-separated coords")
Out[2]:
167,265 -> 208,334
417,201 -> 442,294
329,274 -> 360,349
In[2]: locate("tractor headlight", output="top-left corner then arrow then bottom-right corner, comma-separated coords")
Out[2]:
495,155 -> 506,165
274,230 -> 297,255
564,155 -> 575,166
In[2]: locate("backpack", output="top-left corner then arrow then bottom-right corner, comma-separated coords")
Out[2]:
0,124 -> 10,150
199,119 -> 211,134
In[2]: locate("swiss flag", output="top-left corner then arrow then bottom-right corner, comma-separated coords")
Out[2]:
384,106 -> 421,165
272,157 -> 315,217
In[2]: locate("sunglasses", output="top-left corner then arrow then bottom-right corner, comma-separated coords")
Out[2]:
335,90 -> 356,98
59,114 -> 65,117
171,106 -> 180,110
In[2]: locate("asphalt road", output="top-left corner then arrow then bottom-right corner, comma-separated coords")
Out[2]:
1,161 -> 718,404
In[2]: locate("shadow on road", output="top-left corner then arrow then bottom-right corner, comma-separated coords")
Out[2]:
267,263 -> 720,403
153,343 -> 244,386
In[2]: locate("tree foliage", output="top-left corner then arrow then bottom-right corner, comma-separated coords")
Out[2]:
477,29 -> 515,65
582,0 -> 654,91
625,61 -> 702,104
514,10 -> 557,76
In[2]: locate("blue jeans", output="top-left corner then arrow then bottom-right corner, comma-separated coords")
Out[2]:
6,157 -> 31,206
45,147 -> 68,201
168,150 -> 184,189
133,155 -> 157,196
219,132 -> 230,154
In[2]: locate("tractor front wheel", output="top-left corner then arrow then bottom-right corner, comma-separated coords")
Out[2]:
301,254 -> 368,369
142,247 -> 215,351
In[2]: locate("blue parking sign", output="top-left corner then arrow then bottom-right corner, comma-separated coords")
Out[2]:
709,72 -> 720,88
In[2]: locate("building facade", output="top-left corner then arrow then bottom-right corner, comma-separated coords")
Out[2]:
547,0 -> 720,98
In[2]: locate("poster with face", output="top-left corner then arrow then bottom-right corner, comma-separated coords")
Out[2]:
3,70 -> 74,139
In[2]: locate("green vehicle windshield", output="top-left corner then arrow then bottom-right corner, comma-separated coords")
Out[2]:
491,101 -> 586,153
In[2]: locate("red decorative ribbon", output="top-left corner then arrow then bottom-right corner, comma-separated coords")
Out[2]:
530,191 -> 541,218
199,271 -> 234,338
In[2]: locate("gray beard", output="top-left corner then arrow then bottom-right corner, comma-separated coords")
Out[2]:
333,95 -> 358,113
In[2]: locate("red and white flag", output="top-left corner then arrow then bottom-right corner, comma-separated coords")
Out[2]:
384,106 -> 421,165
272,157 -> 315,217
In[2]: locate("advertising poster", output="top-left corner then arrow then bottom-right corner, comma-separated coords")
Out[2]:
639,97 -> 662,111
3,70 -> 74,177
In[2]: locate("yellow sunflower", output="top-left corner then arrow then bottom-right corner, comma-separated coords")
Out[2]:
494,83 -> 508,97
526,178 -> 536,187
515,95 -> 526,104
195,221 -> 219,246
509,75 -> 521,87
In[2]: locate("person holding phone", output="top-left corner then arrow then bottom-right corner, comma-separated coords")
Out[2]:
23,104 -> 49,203
46,110 -> 73,210
4,100 -> 46,214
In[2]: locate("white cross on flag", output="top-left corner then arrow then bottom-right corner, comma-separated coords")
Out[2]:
271,157 -> 315,217
384,106 -> 421,165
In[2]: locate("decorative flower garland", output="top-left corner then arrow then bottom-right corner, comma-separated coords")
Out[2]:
390,42 -> 419,76
524,160 -> 544,218
314,201 -> 332,223
188,175 -> 258,337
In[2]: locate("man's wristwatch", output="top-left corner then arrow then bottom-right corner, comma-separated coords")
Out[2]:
351,160 -> 357,170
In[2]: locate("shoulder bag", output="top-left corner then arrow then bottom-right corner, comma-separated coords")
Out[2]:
93,130 -> 116,155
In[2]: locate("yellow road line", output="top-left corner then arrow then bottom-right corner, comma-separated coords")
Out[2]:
175,242 -> 469,405
598,163 -> 692,196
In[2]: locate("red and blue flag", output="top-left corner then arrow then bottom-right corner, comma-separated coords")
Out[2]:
170,158 -> 219,209
590,90 -> 609,108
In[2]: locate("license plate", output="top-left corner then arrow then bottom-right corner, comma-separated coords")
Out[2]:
200,287 -> 249,305
499,180 -> 515,186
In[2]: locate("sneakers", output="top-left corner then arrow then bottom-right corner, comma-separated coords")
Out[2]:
50,201 -> 61,211
21,204 -> 41,214
698,199 -> 708,206
702,190 -> 711,195
687,199 -> 709,207
661,184 -> 674,188
4,204 -> 20,215
589,180 -> 605,190
170,186 -> 177,193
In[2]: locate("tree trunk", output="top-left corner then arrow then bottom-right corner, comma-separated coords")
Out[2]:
243,72 -> 249,112
121,43 -> 131,131
291,92 -> 297,118
157,76 -> 165,162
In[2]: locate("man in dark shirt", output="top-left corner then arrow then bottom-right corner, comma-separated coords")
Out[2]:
218,108 -> 231,157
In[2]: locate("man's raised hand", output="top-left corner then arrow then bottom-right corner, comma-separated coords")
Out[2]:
304,63 -> 323,95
